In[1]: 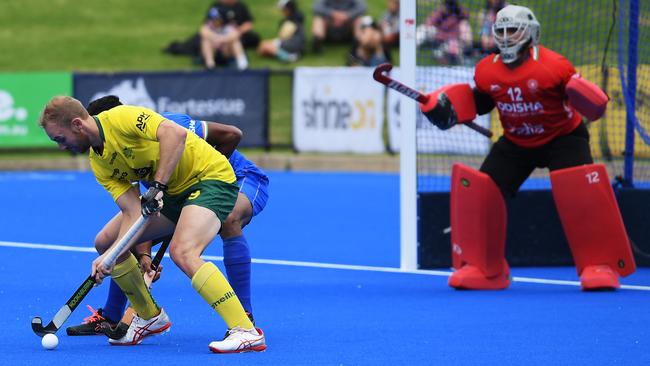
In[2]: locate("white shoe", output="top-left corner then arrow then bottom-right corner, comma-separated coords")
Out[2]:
209,327 -> 267,353
108,308 -> 171,346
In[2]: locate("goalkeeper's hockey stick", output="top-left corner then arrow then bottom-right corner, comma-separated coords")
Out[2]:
31,215 -> 149,337
373,63 -> 493,138
100,237 -> 171,339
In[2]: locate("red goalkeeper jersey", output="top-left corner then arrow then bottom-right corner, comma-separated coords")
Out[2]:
474,45 -> 582,148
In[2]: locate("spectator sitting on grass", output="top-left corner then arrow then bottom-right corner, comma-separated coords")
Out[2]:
211,0 -> 261,49
163,0 -> 259,62
346,16 -> 391,67
311,0 -> 367,53
200,7 -> 248,70
257,0 -> 306,63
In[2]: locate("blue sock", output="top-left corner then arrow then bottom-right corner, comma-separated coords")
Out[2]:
223,235 -> 252,314
103,278 -> 128,323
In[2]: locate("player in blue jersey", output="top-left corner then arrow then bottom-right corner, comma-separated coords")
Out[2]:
67,95 -> 269,336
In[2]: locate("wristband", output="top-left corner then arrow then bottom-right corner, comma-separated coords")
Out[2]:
151,181 -> 168,192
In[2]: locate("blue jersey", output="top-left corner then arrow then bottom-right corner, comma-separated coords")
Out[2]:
160,112 -> 269,216
161,112 -> 264,181
161,113 -> 205,139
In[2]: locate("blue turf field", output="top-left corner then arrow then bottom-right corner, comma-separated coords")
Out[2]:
0,171 -> 649,365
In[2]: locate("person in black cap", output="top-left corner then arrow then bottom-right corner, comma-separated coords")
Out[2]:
199,6 -> 249,69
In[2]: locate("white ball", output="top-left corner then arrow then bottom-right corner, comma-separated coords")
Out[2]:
41,333 -> 58,350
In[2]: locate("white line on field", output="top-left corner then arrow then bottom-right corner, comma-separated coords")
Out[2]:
1,240 -> 649,291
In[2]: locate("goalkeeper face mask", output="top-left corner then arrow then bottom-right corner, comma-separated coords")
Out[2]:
492,5 -> 540,64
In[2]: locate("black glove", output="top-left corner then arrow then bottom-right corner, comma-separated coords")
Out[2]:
141,181 -> 167,217
422,92 -> 458,130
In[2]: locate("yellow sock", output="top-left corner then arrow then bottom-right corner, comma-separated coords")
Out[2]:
191,261 -> 253,329
112,253 -> 159,319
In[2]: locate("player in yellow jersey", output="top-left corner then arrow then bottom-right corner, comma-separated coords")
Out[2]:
39,96 -> 266,353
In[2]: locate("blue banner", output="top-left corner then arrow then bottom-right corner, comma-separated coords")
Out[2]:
73,70 -> 269,148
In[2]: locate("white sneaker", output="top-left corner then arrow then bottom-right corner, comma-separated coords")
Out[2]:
209,327 -> 266,353
108,308 -> 171,346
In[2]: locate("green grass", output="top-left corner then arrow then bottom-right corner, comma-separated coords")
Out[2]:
0,0 -> 389,72
0,0 -> 389,148
1,0 -> 647,149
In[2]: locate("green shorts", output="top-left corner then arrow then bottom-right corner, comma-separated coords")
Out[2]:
160,180 -> 239,224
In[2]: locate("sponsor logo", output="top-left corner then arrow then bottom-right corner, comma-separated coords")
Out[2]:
90,78 -> 156,110
527,79 -> 539,93
387,80 -> 420,100
0,90 -> 27,122
69,280 -> 94,308
490,84 -> 501,92
210,291 -> 235,309
496,101 -> 544,114
136,112 -> 150,132
110,168 -> 130,181
0,90 -> 29,136
188,190 -> 201,200
461,178 -> 470,187
302,90 -> 376,130
109,152 -> 118,165
89,78 -> 246,117
132,166 -> 152,179
188,119 -> 197,133
158,97 -> 245,117
122,147 -> 135,159
505,122 -> 545,136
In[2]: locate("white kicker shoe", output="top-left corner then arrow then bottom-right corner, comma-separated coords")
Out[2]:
108,308 -> 171,345
209,326 -> 267,353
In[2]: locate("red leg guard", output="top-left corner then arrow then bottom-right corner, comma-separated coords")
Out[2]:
449,164 -> 508,289
550,164 -> 636,280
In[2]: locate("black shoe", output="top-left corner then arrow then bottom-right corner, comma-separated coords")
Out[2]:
66,306 -> 117,336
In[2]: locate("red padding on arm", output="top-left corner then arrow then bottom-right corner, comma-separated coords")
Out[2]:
441,84 -> 477,123
419,84 -> 477,123
566,75 -> 609,121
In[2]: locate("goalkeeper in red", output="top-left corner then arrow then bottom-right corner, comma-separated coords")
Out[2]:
420,5 -> 636,291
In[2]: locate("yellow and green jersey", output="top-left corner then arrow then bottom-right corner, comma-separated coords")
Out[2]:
89,105 -> 235,201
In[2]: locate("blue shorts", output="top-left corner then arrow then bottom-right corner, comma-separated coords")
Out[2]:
238,170 -> 269,217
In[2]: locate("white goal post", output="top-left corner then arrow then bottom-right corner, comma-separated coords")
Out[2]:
399,0 -> 417,270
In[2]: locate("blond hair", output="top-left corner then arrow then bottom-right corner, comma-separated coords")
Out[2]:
39,96 -> 89,128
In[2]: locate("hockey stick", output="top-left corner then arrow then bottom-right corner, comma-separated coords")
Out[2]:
372,63 -> 493,138
31,215 -> 149,337
100,237 -> 171,339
